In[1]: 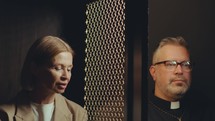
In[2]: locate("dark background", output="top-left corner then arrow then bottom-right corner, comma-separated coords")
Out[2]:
148,0 -> 215,103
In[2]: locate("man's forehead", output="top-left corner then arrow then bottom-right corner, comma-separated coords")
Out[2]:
154,44 -> 189,61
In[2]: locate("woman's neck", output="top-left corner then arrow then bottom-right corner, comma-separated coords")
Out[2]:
30,89 -> 56,104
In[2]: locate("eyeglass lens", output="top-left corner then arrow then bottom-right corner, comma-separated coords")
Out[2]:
164,61 -> 191,71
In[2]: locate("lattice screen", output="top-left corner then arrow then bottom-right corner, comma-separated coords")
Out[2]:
84,0 -> 126,121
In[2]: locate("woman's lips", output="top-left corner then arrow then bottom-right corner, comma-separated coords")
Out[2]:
57,83 -> 67,89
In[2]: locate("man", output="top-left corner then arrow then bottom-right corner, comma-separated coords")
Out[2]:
148,36 -> 214,121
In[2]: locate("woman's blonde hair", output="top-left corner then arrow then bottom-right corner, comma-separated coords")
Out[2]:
21,35 -> 74,91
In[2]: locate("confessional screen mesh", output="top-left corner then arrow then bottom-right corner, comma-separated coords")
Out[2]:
84,0 -> 126,121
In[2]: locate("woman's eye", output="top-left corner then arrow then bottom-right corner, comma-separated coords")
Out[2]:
55,66 -> 62,70
51,65 -> 73,72
67,68 -> 72,72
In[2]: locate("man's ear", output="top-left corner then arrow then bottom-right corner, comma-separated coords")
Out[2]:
149,66 -> 156,81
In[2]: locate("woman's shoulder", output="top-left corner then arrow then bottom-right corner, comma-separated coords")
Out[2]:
0,103 -> 16,121
0,90 -> 30,113
0,103 -> 16,112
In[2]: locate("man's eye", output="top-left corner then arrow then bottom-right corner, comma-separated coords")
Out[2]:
182,63 -> 191,68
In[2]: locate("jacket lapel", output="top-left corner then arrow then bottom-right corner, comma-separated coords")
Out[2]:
14,104 -> 34,121
52,94 -> 73,121
13,93 -> 73,121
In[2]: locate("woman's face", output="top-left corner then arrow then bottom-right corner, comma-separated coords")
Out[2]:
35,52 -> 73,94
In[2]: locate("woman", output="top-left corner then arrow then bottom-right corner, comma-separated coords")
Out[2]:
0,36 -> 88,121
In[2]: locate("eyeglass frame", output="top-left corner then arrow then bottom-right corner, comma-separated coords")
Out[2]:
152,60 -> 193,72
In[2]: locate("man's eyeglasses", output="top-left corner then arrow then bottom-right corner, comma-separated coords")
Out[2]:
153,60 -> 192,72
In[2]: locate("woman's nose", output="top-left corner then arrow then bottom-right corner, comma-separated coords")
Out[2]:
61,69 -> 71,80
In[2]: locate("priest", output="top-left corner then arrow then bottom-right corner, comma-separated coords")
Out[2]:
148,36 -> 214,121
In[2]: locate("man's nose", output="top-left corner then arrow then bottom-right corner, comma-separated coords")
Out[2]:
174,64 -> 183,74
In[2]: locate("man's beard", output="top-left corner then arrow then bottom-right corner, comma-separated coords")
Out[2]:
167,76 -> 191,100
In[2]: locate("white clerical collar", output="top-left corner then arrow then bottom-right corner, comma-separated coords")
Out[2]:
170,101 -> 180,109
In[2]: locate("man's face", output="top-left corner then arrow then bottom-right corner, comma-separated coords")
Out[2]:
36,52 -> 73,94
150,45 -> 191,101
